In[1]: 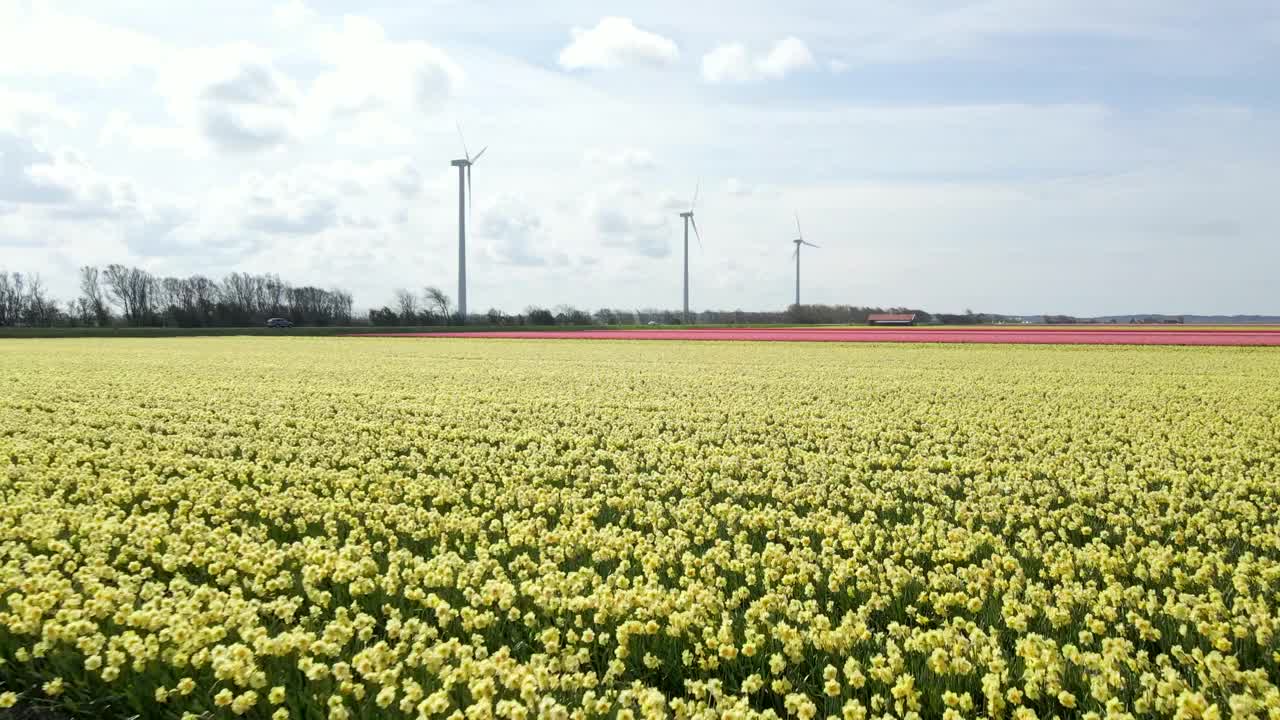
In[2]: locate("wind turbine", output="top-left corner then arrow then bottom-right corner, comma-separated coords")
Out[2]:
451,123 -> 487,324
791,212 -> 819,306
678,182 -> 703,324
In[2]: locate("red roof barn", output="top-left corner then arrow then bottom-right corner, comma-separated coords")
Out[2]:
867,313 -> 917,326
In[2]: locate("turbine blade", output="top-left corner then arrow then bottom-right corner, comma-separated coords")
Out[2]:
791,247 -> 798,261
691,180 -> 700,211
471,146 -> 488,164
803,240 -> 820,248
691,216 -> 704,249
456,121 -> 470,161
467,164 -> 473,217
794,212 -> 803,239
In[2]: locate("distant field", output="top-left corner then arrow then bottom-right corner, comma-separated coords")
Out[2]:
1,338 -> 1278,719
0,324 -> 796,339
362,326 -> 1280,346
3,323 -> 1278,340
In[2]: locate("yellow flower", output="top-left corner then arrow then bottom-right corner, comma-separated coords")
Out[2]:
841,700 -> 866,720
376,686 -> 396,708
41,678 -> 64,697
0,692 -> 18,709
232,691 -> 259,715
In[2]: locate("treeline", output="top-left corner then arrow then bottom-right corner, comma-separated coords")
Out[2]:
367,288 -> 459,326
0,267 -> 354,327
2,264 -> 1011,329
437,304 -> 936,326
783,304 -> 931,325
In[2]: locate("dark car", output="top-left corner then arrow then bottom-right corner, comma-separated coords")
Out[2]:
266,318 -> 293,328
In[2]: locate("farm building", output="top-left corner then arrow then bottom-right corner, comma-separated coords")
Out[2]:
867,313 -> 917,326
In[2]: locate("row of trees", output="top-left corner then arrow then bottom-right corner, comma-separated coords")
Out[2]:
368,288 -> 456,326
366,304 -> 939,327
0,272 -> 59,327
2,266 -> 1001,329
0,267 -> 354,327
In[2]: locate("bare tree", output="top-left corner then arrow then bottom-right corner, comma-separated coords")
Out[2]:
79,266 -> 111,326
326,288 -> 353,324
102,264 -> 134,323
423,286 -> 451,322
263,274 -> 286,317
221,272 -> 258,323
72,297 -> 94,326
189,275 -> 217,324
103,264 -> 156,326
21,273 -> 54,326
0,272 -> 22,326
393,288 -> 419,323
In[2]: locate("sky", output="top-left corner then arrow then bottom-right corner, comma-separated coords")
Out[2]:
1,0 -> 1278,316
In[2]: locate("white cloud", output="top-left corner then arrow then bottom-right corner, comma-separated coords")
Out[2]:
0,130 -> 77,206
700,44 -> 754,84
226,157 -> 424,236
479,195 -> 566,267
0,4 -> 167,80
0,89 -> 79,133
385,158 -> 425,198
757,37 -> 817,78
310,15 -> 464,118
724,178 -> 755,197
0,124 -> 191,261
701,37 -> 817,84
159,45 -> 302,153
558,18 -> 679,71
1,129 -> 139,217
98,112 -> 198,156
151,14 -> 462,155
272,0 -> 314,29
583,147 -> 657,171
239,172 -> 339,235
585,184 -> 674,258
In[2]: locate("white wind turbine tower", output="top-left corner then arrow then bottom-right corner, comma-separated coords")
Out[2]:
451,123 -> 487,324
791,212 -> 819,306
678,182 -> 704,324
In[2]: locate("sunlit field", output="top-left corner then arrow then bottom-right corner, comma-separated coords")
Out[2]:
2,338 -> 1278,720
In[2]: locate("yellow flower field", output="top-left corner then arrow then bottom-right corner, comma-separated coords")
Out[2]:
1,338 -> 1279,720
